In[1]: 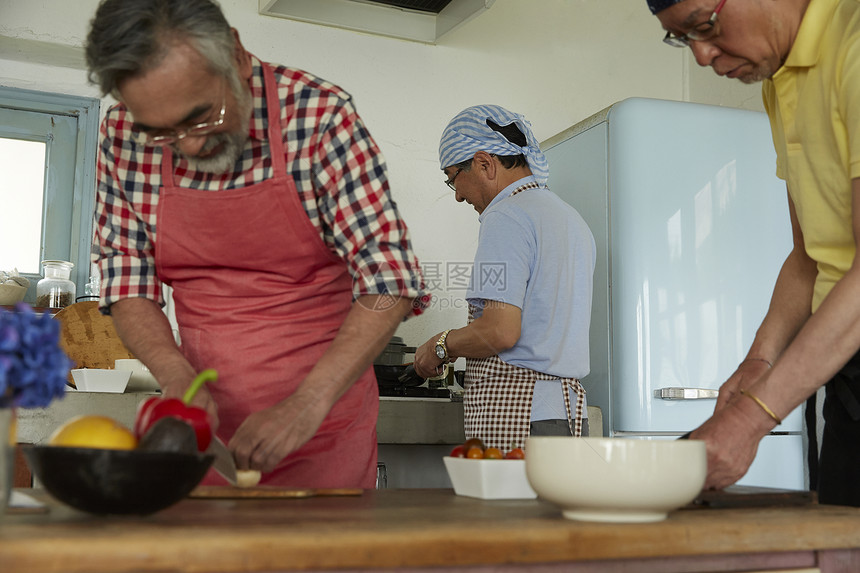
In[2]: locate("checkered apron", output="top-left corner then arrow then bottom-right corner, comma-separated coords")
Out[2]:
463,182 -> 586,451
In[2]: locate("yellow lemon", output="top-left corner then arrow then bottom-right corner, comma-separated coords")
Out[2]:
48,415 -> 138,450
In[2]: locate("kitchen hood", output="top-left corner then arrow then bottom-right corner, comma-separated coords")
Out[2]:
259,0 -> 495,44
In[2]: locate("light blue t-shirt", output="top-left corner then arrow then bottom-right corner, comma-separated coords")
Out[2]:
467,176 -> 595,420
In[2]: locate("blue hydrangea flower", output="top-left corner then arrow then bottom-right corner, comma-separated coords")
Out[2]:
0,303 -> 71,409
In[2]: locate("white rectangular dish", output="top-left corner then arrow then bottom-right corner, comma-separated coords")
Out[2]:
443,456 -> 537,500
70,369 -> 131,393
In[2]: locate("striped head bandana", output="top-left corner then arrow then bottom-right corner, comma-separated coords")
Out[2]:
439,104 -> 549,186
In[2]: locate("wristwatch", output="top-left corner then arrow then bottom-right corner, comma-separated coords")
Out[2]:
435,329 -> 452,362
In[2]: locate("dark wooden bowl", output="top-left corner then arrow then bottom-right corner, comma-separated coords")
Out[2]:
22,445 -> 213,515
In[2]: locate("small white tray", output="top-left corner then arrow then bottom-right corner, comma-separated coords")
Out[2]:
70,369 -> 131,393
443,456 -> 537,500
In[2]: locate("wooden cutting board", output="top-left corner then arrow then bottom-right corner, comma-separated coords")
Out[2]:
54,302 -> 135,376
189,486 -> 364,499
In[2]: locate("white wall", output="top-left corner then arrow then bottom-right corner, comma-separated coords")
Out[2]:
0,0 -> 762,348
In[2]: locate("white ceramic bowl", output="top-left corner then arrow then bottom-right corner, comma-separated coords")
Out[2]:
443,457 -> 537,500
0,284 -> 27,305
525,437 -> 706,523
71,369 -> 131,393
114,359 -> 160,393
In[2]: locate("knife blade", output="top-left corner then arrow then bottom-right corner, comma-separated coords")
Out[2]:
207,436 -> 237,486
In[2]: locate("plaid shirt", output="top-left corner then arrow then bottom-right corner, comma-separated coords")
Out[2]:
94,56 -> 426,315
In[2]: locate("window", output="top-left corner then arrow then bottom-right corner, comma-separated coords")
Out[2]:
0,87 -> 100,304
0,138 -> 45,271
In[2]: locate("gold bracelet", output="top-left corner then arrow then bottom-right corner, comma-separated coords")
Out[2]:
740,389 -> 782,425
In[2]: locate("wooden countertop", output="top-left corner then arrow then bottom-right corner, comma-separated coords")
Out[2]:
3,489 -> 860,572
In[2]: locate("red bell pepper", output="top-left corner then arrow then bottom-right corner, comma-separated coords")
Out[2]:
134,369 -> 217,452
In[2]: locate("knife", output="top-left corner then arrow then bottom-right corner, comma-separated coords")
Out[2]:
207,436 -> 238,486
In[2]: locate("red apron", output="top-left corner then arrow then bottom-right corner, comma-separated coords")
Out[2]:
155,63 -> 379,488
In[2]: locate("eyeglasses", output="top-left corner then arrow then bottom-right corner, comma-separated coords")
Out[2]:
445,168 -> 465,191
142,87 -> 227,146
662,0 -> 728,48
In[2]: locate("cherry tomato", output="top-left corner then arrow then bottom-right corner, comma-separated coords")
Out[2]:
466,446 -> 484,459
504,447 -> 525,460
449,445 -> 466,458
463,437 -> 485,451
483,447 -> 503,459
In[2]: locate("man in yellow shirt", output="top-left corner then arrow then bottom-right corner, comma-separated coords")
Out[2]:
647,0 -> 860,506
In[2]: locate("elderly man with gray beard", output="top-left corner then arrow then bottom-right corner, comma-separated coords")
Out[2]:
85,0 -> 425,488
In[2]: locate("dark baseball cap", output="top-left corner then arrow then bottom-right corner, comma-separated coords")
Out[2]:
647,0 -> 684,14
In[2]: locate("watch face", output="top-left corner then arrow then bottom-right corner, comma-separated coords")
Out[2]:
435,345 -> 446,359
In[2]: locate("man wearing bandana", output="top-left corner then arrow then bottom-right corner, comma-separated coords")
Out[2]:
414,105 -> 596,451
647,0 -> 860,506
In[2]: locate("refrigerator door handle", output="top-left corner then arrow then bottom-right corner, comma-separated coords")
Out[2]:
654,387 -> 719,400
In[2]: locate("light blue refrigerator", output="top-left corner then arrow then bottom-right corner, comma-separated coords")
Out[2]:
543,98 -> 804,489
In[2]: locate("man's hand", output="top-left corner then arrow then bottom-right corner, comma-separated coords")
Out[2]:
690,392 -> 773,490
229,390 -> 328,473
414,331 -> 446,379
224,295 -> 412,473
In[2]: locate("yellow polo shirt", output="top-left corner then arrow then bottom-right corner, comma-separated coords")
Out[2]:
763,0 -> 860,312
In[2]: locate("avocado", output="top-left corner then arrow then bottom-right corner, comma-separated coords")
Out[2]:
137,417 -> 199,454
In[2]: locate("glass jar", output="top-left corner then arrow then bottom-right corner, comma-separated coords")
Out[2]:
36,260 -> 75,308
